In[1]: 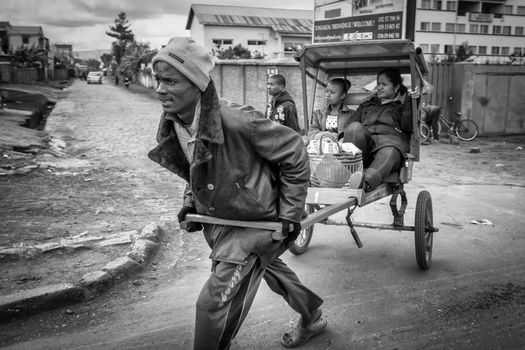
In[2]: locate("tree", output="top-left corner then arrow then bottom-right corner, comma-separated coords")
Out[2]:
445,41 -> 473,62
85,58 -> 101,72
106,12 -> 134,65
100,53 -> 113,71
216,44 -> 251,59
118,41 -> 157,80
10,45 -> 47,68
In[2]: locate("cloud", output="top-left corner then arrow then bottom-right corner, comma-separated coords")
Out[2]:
1,0 -> 313,50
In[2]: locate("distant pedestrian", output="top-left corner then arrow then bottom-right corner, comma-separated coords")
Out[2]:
421,103 -> 441,142
265,74 -> 301,133
115,75 -> 119,85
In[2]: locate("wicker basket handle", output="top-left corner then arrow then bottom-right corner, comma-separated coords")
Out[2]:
318,132 -> 343,155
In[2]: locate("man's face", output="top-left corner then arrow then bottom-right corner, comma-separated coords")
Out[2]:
267,78 -> 283,96
153,61 -> 201,118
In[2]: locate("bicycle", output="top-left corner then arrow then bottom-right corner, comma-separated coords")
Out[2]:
420,111 -> 479,142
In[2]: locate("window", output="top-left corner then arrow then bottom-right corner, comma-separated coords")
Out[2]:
514,48 -> 523,55
421,0 -> 431,9
502,47 -> 510,55
22,36 -> 29,44
430,44 -> 440,53
518,6 -> 525,15
420,22 -> 431,31
469,46 -> 476,54
212,39 -> 233,49
470,24 -> 478,33
491,47 -> 500,55
456,24 -> 465,33
516,27 -> 524,36
283,42 -> 303,52
493,25 -> 501,34
502,26 -> 511,35
444,45 -> 455,54
446,23 -> 455,32
432,0 -> 442,10
431,22 -> 441,31
478,46 -> 487,54
480,25 -> 489,34
247,40 -> 266,46
446,1 -> 456,11
419,44 -> 429,53
501,5 -> 512,15
324,8 -> 341,19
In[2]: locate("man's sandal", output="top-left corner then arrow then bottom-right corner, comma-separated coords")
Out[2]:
280,310 -> 327,348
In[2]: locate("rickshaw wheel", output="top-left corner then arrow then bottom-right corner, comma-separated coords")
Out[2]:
415,190 -> 433,270
289,205 -> 315,255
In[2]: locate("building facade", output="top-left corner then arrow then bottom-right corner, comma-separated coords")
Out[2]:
187,2 -> 525,63
7,25 -> 48,52
185,4 -> 313,59
53,43 -> 75,66
415,0 -> 525,63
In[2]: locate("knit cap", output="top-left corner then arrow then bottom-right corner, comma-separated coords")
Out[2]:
152,37 -> 215,91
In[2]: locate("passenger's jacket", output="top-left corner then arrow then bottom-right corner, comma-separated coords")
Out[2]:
308,103 -> 355,140
265,90 -> 300,133
148,81 -> 310,265
350,95 -> 414,154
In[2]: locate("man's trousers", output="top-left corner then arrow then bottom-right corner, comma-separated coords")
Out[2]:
193,245 -> 323,350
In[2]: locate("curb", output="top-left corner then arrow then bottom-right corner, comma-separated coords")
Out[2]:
0,222 -> 165,323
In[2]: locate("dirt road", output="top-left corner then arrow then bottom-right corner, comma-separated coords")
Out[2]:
0,78 -> 524,349
0,78 -> 185,295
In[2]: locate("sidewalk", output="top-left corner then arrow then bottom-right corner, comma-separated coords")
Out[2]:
0,79 -> 184,322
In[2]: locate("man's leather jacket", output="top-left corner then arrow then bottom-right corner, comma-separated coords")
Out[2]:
148,81 -> 309,225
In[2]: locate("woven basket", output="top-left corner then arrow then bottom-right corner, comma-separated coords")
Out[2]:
309,134 -> 363,188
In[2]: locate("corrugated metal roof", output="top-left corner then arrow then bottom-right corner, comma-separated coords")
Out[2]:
8,26 -> 44,36
187,4 -> 312,34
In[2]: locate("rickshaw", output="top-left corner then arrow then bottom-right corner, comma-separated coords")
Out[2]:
183,39 -> 437,270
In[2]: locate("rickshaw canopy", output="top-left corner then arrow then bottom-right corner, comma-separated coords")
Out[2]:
295,39 -> 426,78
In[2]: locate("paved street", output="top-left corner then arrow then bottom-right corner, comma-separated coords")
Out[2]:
1,78 -> 524,349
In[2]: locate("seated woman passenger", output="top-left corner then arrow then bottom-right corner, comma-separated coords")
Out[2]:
344,68 -> 419,191
308,78 -> 354,141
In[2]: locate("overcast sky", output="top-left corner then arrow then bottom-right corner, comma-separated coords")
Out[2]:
2,0 -> 314,52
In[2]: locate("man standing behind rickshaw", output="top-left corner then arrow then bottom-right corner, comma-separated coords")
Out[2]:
265,74 -> 301,133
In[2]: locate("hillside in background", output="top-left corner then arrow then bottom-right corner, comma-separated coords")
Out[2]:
73,49 -> 109,61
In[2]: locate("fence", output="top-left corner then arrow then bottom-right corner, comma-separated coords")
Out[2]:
11,67 -> 39,84
424,62 -> 525,136
54,68 -> 68,81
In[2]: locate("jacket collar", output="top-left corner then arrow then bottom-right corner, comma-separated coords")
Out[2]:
195,79 -> 224,145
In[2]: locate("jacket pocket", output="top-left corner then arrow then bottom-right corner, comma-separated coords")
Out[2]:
234,181 -> 264,212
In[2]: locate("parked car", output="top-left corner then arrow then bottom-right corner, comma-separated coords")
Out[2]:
86,71 -> 103,84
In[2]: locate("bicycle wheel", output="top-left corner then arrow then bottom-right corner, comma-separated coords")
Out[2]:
455,119 -> 479,141
288,204 -> 315,255
420,123 -> 430,143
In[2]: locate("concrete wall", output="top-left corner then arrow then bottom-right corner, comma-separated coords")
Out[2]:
453,64 -> 525,135
211,59 -> 305,127
9,36 -> 43,50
